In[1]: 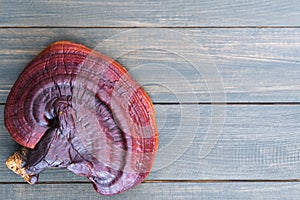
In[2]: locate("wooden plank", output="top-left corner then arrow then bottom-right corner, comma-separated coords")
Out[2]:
1,104 -> 300,182
2,0 -> 300,27
1,182 -> 300,200
1,28 -> 300,103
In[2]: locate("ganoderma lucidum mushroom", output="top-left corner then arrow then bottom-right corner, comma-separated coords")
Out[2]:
4,41 -> 158,196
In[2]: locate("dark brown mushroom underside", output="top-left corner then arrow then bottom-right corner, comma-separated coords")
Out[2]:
4,41 -> 158,196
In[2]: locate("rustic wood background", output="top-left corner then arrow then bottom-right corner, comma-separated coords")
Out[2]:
1,0 -> 300,199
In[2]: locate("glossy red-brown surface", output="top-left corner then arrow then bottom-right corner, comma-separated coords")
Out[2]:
4,41 -> 158,195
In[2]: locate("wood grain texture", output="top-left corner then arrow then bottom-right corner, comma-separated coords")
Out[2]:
1,182 -> 299,200
2,28 -> 300,103
1,1 -> 300,198
2,0 -> 300,27
1,104 -> 300,182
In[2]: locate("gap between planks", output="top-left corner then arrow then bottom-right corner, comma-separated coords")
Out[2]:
2,102 -> 300,106
0,180 -> 299,185
3,26 -> 300,29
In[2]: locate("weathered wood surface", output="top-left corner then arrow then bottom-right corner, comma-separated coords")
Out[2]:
1,105 -> 300,182
2,0 -> 300,27
2,28 -> 300,103
1,0 -> 300,199
1,182 -> 299,200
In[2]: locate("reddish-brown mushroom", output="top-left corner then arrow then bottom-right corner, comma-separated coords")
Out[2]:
4,41 -> 158,196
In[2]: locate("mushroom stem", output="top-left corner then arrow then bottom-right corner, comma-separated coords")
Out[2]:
6,148 -> 38,184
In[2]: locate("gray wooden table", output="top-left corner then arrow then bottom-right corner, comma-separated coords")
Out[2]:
1,1 -> 300,199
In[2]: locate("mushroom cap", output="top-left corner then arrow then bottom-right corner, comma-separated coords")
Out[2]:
4,41 -> 158,195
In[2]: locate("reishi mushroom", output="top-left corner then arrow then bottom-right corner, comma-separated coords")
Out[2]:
4,41 -> 158,196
